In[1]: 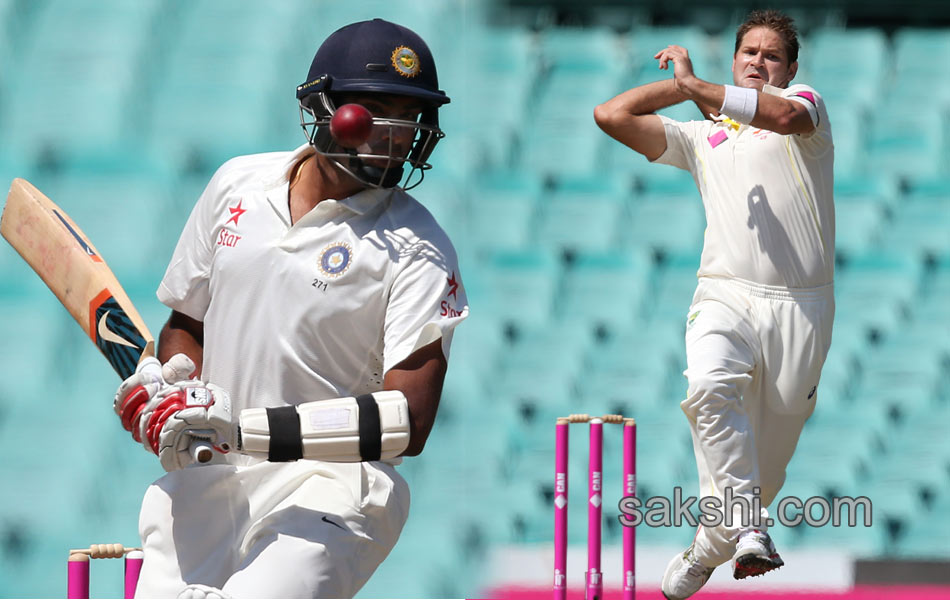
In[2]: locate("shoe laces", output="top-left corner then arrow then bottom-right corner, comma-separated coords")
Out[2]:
686,562 -> 711,578
684,548 -> 712,578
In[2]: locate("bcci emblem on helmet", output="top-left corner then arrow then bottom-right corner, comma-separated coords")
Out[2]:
318,242 -> 353,278
295,19 -> 450,190
391,46 -> 421,78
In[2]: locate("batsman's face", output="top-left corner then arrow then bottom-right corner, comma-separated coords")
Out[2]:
338,93 -> 424,167
732,27 -> 797,90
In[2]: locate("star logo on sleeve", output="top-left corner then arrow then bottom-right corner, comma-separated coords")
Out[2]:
226,200 -> 247,226
446,271 -> 459,300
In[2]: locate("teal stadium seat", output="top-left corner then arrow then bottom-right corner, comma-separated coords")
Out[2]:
891,29 -> 950,105
791,423 -> 878,494
830,106 -> 868,180
625,192 -> 705,256
847,331 -> 943,418
496,320 -> 595,392
532,173 -> 633,254
472,249 -> 561,327
519,27 -> 630,177
835,192 -> 887,259
0,0 -> 161,165
884,404 -> 950,460
881,179 -> 950,259
834,250 -> 923,335
0,297 -> 63,394
410,170 -> 470,254
459,27 -> 541,169
35,173 -> 174,287
895,491 -> 950,558
802,28 -> 887,113
865,99 -> 944,181
148,0 -> 310,171
581,317 -> 685,411
648,250 -> 701,323
538,25 -> 627,75
834,173 -> 901,214
557,249 -> 653,331
468,170 -> 543,256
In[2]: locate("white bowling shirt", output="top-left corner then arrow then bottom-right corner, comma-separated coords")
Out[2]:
654,83 -> 834,288
158,144 -> 468,416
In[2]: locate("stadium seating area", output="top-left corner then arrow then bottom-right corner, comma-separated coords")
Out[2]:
0,0 -> 948,597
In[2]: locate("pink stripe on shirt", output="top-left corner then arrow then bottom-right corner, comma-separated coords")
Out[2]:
708,130 -> 728,148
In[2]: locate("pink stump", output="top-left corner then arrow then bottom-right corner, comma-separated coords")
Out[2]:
587,418 -> 603,600
125,550 -> 143,598
554,419 -> 569,600
623,419 -> 637,600
67,554 -> 90,599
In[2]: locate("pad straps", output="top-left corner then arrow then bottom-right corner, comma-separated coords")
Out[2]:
356,394 -> 382,461
266,396 -> 383,462
266,406 -> 303,462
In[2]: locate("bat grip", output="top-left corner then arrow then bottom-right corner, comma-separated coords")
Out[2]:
191,440 -> 214,464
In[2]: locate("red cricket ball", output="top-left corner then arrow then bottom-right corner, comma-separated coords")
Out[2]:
329,103 -> 373,148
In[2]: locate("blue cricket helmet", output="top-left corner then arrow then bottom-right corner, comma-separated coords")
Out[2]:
297,19 -> 450,189
296,19 -> 450,106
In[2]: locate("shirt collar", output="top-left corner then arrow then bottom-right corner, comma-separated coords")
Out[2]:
264,144 -> 391,220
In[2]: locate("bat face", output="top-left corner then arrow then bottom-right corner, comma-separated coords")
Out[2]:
1,178 -> 154,379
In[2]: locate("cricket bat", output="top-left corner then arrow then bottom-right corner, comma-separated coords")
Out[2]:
1,177 -> 213,462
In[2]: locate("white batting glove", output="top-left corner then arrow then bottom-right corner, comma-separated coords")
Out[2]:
114,353 -> 196,444
153,381 -> 235,472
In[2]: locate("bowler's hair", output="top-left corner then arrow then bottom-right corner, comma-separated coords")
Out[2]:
735,9 -> 800,64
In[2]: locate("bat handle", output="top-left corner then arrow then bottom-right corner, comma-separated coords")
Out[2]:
191,440 -> 215,464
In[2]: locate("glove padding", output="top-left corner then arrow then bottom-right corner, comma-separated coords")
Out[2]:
115,353 -> 233,471
153,380 -> 234,472
115,353 -> 196,444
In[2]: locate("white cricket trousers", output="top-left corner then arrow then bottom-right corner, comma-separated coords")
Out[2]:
134,459 -> 409,598
681,276 -> 834,567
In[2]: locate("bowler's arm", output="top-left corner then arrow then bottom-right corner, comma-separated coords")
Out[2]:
383,339 -> 447,457
678,78 -> 815,135
594,79 -> 687,161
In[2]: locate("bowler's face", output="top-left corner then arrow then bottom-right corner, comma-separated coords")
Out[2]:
732,27 -> 797,90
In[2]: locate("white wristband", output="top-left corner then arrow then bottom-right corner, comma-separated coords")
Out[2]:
720,85 -> 758,124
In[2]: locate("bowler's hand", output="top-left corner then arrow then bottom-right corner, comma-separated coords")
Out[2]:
654,45 -> 697,95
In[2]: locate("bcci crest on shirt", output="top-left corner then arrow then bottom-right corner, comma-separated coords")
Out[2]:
318,242 -> 353,278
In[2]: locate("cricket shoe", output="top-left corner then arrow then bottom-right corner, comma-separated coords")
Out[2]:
732,529 -> 784,579
661,544 -> 715,600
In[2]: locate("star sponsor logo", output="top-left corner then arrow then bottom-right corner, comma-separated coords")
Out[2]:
440,271 -> 463,317
226,200 -> 247,226
217,229 -> 242,248
446,271 -> 459,300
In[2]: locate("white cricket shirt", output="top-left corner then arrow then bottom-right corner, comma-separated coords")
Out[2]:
654,83 -> 834,288
158,144 -> 468,416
